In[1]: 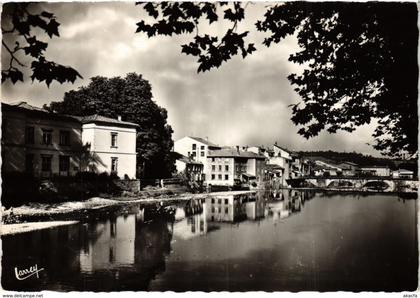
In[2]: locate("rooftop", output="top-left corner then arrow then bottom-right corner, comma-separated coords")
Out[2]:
273,143 -> 292,154
208,148 -> 266,159
187,136 -> 220,147
77,114 -> 139,128
9,101 -> 47,112
2,102 -> 138,128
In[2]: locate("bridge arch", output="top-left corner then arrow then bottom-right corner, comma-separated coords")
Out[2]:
362,180 -> 391,191
327,180 -> 354,188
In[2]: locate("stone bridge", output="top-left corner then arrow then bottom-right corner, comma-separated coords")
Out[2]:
290,176 -> 418,193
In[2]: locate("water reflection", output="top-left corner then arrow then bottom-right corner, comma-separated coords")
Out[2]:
2,190 -> 417,292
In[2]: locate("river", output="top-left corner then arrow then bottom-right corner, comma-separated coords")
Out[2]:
1,190 -> 417,292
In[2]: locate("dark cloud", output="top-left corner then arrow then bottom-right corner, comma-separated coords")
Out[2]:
1,2 -> 380,156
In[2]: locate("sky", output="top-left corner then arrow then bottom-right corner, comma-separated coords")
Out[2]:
1,2 -> 381,156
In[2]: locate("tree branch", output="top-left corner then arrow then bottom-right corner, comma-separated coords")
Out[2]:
2,40 -> 26,67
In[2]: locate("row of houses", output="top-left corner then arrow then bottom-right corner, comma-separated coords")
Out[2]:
3,102 -> 414,186
2,102 -> 138,179
174,136 -> 415,188
309,158 -> 414,179
173,137 -> 309,188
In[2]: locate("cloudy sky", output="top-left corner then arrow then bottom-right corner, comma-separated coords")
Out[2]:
1,2 -> 380,156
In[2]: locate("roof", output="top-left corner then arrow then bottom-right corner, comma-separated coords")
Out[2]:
265,164 -> 284,170
9,101 -> 47,112
77,114 -> 139,128
208,148 -> 266,159
341,161 -> 359,166
397,169 -> 414,173
187,136 -> 220,147
172,152 -> 203,165
2,102 -> 80,123
273,143 -> 292,154
361,165 -> 390,169
2,102 -> 138,128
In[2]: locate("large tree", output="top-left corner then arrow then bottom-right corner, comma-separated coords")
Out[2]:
1,2 -> 82,86
46,73 -> 175,178
135,2 -> 418,158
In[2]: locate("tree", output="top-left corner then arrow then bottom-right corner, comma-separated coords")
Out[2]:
1,2 -> 82,86
135,2 -> 418,158
46,73 -> 175,179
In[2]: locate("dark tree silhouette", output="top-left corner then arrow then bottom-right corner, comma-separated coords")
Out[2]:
46,73 -> 175,179
1,2 -> 82,86
135,2 -> 418,158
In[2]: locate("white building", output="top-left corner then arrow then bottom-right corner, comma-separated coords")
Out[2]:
206,148 -> 266,187
360,166 -> 391,177
81,115 -> 138,179
174,136 -> 221,179
392,169 -> 414,179
267,144 -> 292,186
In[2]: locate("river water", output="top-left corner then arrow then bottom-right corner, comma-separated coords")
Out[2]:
2,190 -> 418,292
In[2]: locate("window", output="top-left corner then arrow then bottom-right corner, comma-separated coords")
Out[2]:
212,165 -> 216,171
201,145 -> 205,150
192,151 -> 196,157
192,144 -> 196,150
41,155 -> 52,172
211,158 -> 215,162
200,151 -> 205,157
42,129 -> 52,145
225,175 -> 229,180
25,127 -> 34,144
211,198 -> 215,203
219,165 -> 222,171
218,199 -> 222,204
225,165 -> 229,171
59,155 -> 70,172
218,174 -> 222,180
111,132 -> 118,147
111,157 -> 118,173
211,174 -> 215,180
59,130 -> 70,146
211,206 -> 215,213
25,154 -> 34,173
225,207 -> 229,214
225,199 -> 228,204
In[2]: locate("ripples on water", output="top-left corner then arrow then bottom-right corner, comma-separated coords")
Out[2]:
1,190 -> 418,292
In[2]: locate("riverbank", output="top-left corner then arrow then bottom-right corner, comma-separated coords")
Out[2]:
1,190 -> 257,228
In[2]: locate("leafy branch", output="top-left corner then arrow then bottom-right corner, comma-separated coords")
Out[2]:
135,2 -> 256,73
1,3 -> 82,86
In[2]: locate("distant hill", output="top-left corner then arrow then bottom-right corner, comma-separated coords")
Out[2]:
297,150 -> 416,171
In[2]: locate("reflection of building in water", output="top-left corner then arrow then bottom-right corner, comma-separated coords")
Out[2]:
205,194 -> 266,223
269,190 -> 307,220
244,198 -> 266,220
173,205 -> 208,240
205,196 -> 248,222
79,215 -> 136,273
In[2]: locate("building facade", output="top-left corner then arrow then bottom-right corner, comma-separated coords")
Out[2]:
206,148 -> 266,187
2,102 -> 83,177
2,102 -> 138,179
360,166 -> 391,177
80,115 -> 138,179
174,136 -> 221,179
174,153 -> 204,183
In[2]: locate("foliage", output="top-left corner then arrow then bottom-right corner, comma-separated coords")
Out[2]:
46,73 -> 175,179
1,3 -> 82,86
135,2 -> 418,158
298,150 -> 399,169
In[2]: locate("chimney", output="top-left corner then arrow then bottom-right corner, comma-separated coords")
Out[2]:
117,115 -> 122,121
